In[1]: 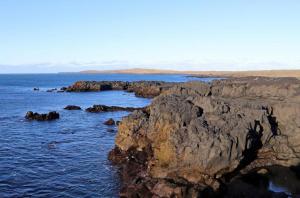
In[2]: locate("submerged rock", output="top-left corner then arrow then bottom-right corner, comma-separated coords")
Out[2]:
64,105 -> 81,110
46,88 -> 57,92
104,118 -> 115,125
107,128 -> 115,133
25,111 -> 60,121
86,105 -> 145,113
110,77 -> 300,197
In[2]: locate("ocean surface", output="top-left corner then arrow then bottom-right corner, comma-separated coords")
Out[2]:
0,74 -> 213,197
0,74 -> 299,197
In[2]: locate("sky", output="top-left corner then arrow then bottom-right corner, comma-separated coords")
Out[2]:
0,0 -> 300,73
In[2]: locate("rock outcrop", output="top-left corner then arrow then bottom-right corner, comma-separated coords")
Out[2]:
64,105 -> 81,110
25,111 -> 60,121
110,77 -> 300,197
65,81 -> 176,98
85,105 -> 145,113
104,118 -> 116,126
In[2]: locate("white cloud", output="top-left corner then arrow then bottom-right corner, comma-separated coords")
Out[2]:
0,59 -> 299,73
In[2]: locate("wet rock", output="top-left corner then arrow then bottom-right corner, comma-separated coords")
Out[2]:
46,88 -> 57,92
25,111 -> 60,121
65,81 -> 126,92
64,105 -> 81,110
65,81 -> 176,98
86,105 -> 144,113
110,77 -> 300,196
33,87 -> 39,91
104,118 -> 115,125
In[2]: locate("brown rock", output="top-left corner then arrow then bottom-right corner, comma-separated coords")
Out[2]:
104,118 -> 115,125
65,80 -> 176,98
111,77 -> 300,196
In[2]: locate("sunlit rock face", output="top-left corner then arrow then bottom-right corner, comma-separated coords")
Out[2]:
111,77 -> 300,197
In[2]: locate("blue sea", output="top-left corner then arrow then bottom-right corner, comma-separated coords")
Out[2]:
0,74 -> 213,197
0,74 -> 298,197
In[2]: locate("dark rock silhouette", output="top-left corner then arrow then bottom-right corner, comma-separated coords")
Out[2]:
104,118 -> 115,125
65,81 -> 176,98
64,105 -> 81,110
46,88 -> 57,92
86,105 -> 145,113
25,111 -> 60,121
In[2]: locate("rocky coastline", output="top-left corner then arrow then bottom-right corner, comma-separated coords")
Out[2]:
108,77 -> 300,197
65,80 -> 176,98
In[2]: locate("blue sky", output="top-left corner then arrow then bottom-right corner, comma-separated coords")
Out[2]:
0,0 -> 300,73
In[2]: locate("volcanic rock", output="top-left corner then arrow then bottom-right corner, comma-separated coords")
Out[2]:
104,118 -> 115,125
25,111 -> 60,121
110,77 -> 300,196
65,81 -> 176,98
85,105 -> 144,113
64,105 -> 81,110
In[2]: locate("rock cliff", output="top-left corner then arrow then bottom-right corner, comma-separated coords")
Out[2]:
110,77 -> 300,197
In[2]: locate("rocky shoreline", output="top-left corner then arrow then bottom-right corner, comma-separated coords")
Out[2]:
30,78 -> 300,196
108,77 -> 300,197
85,105 -> 145,113
65,80 -> 176,98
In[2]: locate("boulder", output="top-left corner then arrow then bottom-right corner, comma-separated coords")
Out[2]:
64,105 -> 81,110
104,118 -> 115,125
25,111 -> 60,121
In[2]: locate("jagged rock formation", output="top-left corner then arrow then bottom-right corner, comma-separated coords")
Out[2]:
25,111 -> 60,121
85,105 -> 145,113
110,77 -> 300,197
65,81 -> 176,98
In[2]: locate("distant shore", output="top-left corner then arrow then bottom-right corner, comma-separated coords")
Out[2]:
79,68 -> 300,78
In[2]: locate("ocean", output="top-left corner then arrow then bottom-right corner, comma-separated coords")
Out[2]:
0,74 -> 213,197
